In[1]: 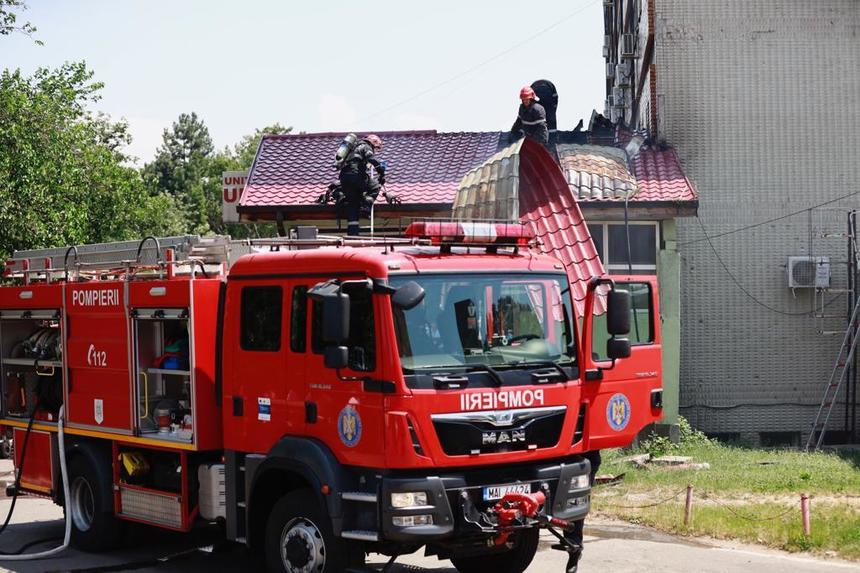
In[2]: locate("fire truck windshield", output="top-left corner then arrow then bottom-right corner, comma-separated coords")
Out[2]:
390,274 -> 575,380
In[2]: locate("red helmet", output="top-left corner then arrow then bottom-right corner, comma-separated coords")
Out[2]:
519,86 -> 537,101
364,134 -> 383,150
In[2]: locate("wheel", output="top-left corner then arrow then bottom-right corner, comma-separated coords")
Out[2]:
67,455 -> 124,551
0,434 -> 12,459
264,488 -> 363,573
451,527 -> 540,573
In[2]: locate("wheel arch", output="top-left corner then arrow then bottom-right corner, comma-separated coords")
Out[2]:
247,436 -> 350,554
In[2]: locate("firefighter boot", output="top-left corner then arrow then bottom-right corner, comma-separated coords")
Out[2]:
565,546 -> 582,573
552,540 -> 582,573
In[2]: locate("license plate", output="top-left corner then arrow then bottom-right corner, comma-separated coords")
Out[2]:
482,483 -> 531,501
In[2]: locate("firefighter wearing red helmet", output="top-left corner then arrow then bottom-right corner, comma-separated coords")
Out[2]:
511,85 -> 549,145
337,134 -> 398,236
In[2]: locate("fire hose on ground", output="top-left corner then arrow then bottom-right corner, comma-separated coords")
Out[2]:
0,405 -> 71,560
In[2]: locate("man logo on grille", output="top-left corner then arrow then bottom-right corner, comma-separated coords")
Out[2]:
606,393 -> 631,431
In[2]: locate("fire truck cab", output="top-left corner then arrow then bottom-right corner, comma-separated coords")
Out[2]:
0,223 -> 662,573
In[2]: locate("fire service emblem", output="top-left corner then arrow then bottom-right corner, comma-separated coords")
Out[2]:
338,405 -> 362,447
606,393 -> 631,432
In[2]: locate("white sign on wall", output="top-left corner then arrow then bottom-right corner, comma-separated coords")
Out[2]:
222,170 -> 248,223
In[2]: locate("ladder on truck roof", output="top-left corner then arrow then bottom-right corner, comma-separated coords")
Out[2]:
4,235 -> 245,283
3,231 -> 423,283
806,292 -> 860,450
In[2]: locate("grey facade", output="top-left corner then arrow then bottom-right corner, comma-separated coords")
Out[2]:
604,0 -> 860,444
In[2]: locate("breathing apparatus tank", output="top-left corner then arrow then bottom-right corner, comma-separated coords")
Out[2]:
334,133 -> 358,170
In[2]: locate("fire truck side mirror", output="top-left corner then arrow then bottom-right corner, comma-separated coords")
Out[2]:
392,281 -> 425,310
324,345 -> 349,369
606,337 -> 631,360
322,294 -> 350,344
606,289 -> 631,335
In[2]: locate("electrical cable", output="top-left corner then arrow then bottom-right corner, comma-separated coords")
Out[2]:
680,189 -> 860,248
357,0 -> 601,123
695,216 -> 838,317
0,407 -> 37,538
623,191 -> 642,337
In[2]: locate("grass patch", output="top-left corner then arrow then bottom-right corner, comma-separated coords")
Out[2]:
596,418 -> 860,560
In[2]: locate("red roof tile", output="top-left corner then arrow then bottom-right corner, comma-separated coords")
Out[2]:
630,147 -> 697,202
239,131 -> 504,211
516,140 -> 606,315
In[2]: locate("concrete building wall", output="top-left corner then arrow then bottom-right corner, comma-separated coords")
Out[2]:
653,0 -> 860,441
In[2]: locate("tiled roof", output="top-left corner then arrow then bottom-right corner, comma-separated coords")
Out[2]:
239,131 -> 504,211
631,147 -> 698,202
558,144 -> 697,203
453,139 -> 604,316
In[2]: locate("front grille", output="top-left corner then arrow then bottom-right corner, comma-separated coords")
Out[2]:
432,406 -> 566,456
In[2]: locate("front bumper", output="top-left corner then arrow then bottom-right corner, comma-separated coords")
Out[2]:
376,457 -> 591,542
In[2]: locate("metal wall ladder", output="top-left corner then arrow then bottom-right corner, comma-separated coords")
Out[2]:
806,291 -> 860,451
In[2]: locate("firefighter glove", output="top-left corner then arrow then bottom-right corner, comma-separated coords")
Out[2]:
384,191 -> 401,205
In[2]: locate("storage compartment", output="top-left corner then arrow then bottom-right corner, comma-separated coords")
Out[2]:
133,309 -> 193,443
115,443 -> 192,530
12,428 -> 55,494
0,310 -> 63,421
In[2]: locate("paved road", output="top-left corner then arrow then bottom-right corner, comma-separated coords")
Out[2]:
0,496 -> 855,573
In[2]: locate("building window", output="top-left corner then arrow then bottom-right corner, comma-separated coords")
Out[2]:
587,222 -> 659,274
240,286 -> 282,351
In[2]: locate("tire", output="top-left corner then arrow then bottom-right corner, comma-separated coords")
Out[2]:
67,455 -> 124,551
451,527 -> 540,573
264,488 -> 363,573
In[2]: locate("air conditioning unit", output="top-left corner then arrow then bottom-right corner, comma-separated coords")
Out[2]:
612,86 -> 625,107
787,256 -> 831,289
621,33 -> 636,58
603,35 -> 611,58
606,62 -> 615,78
615,62 -> 631,86
603,0 -> 614,6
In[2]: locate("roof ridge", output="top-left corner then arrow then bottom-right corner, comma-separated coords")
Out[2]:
261,130 -> 506,141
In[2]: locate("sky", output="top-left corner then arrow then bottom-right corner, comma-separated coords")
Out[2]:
1,0 -> 606,165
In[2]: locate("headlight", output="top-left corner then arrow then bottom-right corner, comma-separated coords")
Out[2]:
391,492 -> 428,508
392,514 -> 434,527
566,495 -> 589,509
569,474 -> 590,492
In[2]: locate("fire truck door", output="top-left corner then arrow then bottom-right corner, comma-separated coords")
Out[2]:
306,281 -> 385,468
582,276 -> 663,450
226,282 -> 303,450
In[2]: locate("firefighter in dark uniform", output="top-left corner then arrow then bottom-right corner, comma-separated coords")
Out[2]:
562,449 -> 601,572
510,86 -> 549,146
338,134 -> 387,236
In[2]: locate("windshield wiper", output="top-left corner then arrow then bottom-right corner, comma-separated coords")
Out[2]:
466,364 -> 505,387
504,360 -> 570,383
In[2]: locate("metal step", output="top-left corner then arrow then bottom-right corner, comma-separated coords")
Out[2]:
341,492 -> 378,503
341,530 -> 379,542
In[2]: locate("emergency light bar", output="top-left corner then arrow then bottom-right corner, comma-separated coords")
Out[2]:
404,221 -> 533,246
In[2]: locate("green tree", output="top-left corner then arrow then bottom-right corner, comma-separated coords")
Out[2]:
144,112 -> 215,234
0,0 -> 40,43
0,62 -> 183,259
203,123 -> 292,237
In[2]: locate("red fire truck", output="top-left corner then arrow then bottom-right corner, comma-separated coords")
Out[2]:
0,222 -> 662,572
